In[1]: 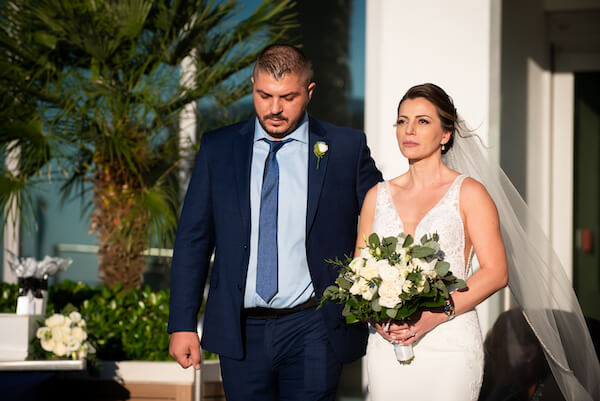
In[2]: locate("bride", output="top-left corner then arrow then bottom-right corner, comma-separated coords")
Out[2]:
356,83 -> 600,401
357,83 -> 507,400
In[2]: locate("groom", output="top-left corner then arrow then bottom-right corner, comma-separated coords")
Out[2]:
168,44 -> 382,400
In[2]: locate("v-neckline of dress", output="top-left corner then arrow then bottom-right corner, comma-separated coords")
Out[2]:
386,175 -> 463,238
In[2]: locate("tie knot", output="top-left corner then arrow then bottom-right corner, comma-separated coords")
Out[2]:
265,138 -> 292,154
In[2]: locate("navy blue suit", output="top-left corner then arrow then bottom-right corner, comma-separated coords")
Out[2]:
168,117 -> 382,397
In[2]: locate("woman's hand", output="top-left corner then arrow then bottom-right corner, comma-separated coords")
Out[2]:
375,311 -> 448,345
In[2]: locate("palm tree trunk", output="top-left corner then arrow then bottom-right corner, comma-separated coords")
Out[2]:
92,176 -> 148,289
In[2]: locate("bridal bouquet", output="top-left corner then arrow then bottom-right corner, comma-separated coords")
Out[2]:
320,232 -> 466,363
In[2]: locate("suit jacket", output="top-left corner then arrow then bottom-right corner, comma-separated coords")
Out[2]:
168,117 -> 382,363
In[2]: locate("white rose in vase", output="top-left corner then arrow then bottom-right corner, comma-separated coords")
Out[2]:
45,314 -> 65,328
66,339 -> 81,353
53,342 -> 67,357
41,338 -> 55,352
71,327 -> 87,343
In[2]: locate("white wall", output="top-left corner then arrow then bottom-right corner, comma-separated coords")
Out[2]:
365,0 -> 501,180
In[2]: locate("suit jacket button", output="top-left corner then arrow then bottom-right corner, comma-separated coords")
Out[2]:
243,245 -> 248,250
237,284 -> 243,291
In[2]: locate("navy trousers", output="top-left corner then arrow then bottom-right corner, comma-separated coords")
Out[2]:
219,308 -> 342,401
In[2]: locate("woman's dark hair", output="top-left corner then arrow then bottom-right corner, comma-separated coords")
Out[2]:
397,83 -> 458,154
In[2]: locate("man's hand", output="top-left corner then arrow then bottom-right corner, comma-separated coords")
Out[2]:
169,331 -> 202,369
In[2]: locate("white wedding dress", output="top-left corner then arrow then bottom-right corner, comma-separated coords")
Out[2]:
366,175 -> 484,401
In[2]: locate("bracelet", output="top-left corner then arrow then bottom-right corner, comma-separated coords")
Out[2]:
443,297 -> 455,321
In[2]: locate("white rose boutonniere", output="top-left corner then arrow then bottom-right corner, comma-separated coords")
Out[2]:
313,141 -> 328,169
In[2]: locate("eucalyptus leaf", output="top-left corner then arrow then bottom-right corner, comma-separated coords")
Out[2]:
453,279 -> 467,290
369,233 -> 381,248
372,297 -> 382,312
385,308 -> 398,319
345,315 -> 360,324
435,261 -> 450,276
403,235 -> 414,247
410,246 -> 435,258
337,277 -> 353,290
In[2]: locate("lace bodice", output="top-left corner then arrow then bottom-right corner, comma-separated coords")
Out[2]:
372,175 -> 472,280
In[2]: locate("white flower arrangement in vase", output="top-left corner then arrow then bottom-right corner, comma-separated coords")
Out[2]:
35,310 -> 92,360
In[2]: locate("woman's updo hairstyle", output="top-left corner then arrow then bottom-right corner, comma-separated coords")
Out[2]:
397,83 -> 458,154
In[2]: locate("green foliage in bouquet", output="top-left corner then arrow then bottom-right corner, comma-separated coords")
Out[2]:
320,232 -> 467,324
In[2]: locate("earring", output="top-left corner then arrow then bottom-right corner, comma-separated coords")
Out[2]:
441,144 -> 445,151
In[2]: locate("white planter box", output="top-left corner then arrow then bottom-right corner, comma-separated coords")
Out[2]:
103,360 -> 196,384
66,359 -> 221,384
0,313 -> 42,361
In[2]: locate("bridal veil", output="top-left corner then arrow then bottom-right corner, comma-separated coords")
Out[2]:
444,131 -> 600,401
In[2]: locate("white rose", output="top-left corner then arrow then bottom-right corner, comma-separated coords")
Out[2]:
45,314 -> 65,328
63,317 -> 72,327
349,278 -> 369,296
71,327 -> 87,343
51,327 -> 63,342
37,327 -> 51,339
66,339 -> 81,353
317,142 -> 328,153
378,261 -> 400,282
360,262 -> 380,281
60,326 -> 72,342
78,346 -> 88,359
395,245 -> 407,261
359,247 -> 374,260
412,258 -> 437,273
361,284 -> 378,301
378,280 -> 403,308
53,342 -> 67,357
349,257 -> 365,273
41,338 -> 55,352
69,311 -> 82,323
416,276 -> 427,293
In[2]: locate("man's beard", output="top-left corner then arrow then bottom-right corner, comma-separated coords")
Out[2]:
259,105 -> 307,139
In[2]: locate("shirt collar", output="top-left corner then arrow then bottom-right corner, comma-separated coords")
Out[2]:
253,113 -> 309,144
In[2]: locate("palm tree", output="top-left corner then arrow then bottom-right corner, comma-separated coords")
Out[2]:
0,0 -> 296,288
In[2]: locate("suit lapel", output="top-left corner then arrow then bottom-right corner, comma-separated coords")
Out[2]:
233,120 -> 255,236
306,118 -> 329,235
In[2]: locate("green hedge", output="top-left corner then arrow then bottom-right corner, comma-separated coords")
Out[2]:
81,284 -> 171,361
0,282 -> 20,313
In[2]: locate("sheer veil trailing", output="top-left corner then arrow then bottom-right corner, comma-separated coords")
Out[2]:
443,131 -> 600,400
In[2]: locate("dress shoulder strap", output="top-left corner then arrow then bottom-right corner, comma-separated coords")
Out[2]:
444,174 -> 468,211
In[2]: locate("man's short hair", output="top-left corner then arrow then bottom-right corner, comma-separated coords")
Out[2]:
253,44 -> 314,86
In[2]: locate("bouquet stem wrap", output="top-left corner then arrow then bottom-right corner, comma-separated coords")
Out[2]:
393,343 -> 414,364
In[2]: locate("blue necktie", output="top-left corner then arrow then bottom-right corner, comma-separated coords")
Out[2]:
256,138 -> 292,303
